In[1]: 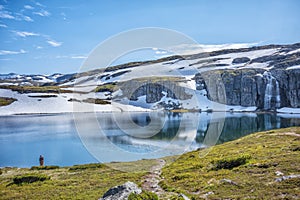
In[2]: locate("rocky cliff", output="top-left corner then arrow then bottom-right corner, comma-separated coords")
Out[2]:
194,68 -> 299,110
194,56 -> 300,111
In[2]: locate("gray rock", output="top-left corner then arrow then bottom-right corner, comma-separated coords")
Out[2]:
275,174 -> 300,182
203,191 -> 214,197
99,181 -> 142,200
275,171 -> 284,176
179,193 -> 190,200
195,68 -> 300,111
271,68 -> 300,108
232,57 -> 250,64
117,78 -> 192,109
220,178 -> 239,186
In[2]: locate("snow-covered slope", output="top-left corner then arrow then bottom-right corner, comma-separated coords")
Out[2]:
1,42 -> 300,115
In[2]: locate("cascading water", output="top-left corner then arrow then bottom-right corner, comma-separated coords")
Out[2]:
263,71 -> 281,110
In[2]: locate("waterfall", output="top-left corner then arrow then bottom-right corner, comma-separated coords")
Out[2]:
263,71 -> 280,110
275,80 -> 281,108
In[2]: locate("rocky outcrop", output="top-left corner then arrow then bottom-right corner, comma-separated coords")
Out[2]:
118,78 -> 192,103
195,68 -> 300,110
232,57 -> 250,64
99,181 -> 142,200
275,174 -> 300,182
271,68 -> 300,108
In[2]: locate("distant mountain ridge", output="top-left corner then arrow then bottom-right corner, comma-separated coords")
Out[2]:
0,42 -> 300,114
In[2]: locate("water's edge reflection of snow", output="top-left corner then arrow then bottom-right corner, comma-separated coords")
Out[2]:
0,112 -> 299,167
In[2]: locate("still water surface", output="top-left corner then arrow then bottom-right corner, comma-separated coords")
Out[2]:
0,112 -> 299,167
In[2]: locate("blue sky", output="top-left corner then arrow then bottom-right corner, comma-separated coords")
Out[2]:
0,0 -> 299,74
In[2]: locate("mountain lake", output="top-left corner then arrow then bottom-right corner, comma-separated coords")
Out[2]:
0,112 -> 300,167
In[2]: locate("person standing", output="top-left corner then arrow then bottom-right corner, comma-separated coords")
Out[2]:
39,155 -> 44,166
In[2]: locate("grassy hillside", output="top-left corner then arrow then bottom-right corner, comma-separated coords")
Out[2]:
0,127 -> 299,199
0,160 -> 156,200
161,127 -> 300,199
0,97 -> 17,107
0,85 -> 77,94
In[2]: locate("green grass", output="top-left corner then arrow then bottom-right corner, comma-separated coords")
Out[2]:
0,85 -> 74,94
161,127 -> 300,199
1,128 -> 299,199
30,166 -> 60,170
128,76 -> 185,83
0,97 -> 17,106
94,82 -> 118,93
13,174 -> 50,185
67,98 -> 111,105
128,191 -> 158,200
68,163 -> 106,171
82,98 -> 111,105
28,95 -> 58,98
0,160 -> 157,199
209,154 -> 251,170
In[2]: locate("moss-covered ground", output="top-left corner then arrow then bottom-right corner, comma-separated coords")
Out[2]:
0,85 -> 75,94
0,160 -> 156,199
0,97 -> 17,106
0,127 -> 299,199
161,127 -> 300,199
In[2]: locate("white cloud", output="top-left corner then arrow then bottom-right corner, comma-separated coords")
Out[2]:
55,54 -> 87,59
168,43 -> 260,55
35,2 -> 45,7
0,49 -> 26,55
36,46 -> 43,49
61,12 -> 67,20
33,9 -> 50,17
15,13 -> 34,22
13,31 -> 39,37
0,9 -> 33,22
55,55 -> 67,59
71,55 -> 87,59
0,11 -> 15,19
0,23 -> 7,28
24,5 -> 34,10
155,50 -> 168,55
22,15 -> 34,22
47,40 -> 62,47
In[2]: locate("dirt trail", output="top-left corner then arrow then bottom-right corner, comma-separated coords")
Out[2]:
141,159 -> 189,199
142,159 -> 166,196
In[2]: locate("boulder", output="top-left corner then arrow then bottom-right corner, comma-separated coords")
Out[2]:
275,174 -> 300,182
232,57 -> 250,64
99,181 -> 142,200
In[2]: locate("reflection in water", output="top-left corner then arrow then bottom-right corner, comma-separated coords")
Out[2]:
100,112 -> 300,152
0,112 -> 299,167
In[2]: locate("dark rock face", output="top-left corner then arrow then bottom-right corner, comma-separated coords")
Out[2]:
99,181 -> 142,200
195,68 -> 300,110
232,57 -> 250,64
271,68 -> 300,108
119,79 -> 192,103
195,69 -> 262,107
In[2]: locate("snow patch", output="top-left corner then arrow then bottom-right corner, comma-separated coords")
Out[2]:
278,107 -> 300,114
286,65 -> 300,70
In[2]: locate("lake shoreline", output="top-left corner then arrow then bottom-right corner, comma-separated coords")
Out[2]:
1,112 -> 300,168
0,108 -> 300,117
1,127 -> 299,199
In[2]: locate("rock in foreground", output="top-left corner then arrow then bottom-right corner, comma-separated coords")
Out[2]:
99,181 -> 142,200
